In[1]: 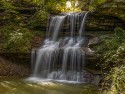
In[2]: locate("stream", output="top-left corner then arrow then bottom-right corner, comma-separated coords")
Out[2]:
0,77 -> 99,94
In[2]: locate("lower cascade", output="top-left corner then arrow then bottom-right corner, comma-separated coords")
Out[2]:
31,12 -> 92,83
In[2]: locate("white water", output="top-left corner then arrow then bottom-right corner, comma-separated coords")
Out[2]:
31,12 -> 90,83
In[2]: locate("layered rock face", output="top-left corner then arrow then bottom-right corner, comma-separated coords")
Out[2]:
96,0 -> 125,21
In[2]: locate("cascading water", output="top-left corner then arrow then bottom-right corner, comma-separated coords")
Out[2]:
31,12 -> 90,83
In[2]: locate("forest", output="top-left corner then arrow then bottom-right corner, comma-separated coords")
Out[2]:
0,0 -> 125,94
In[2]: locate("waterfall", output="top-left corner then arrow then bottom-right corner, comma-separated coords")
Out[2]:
31,12 -> 89,83
47,16 -> 66,41
79,12 -> 89,38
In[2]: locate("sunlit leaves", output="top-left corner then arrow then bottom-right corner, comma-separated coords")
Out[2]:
1,0 -> 16,12
104,66 -> 125,94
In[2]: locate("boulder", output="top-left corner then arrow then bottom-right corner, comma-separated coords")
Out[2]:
91,75 -> 101,85
83,47 -> 95,56
88,37 -> 102,47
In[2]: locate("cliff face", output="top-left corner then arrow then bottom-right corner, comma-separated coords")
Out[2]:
81,0 -> 125,21
86,12 -> 125,31
95,0 -> 125,21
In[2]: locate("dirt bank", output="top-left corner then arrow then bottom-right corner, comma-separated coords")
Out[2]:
0,56 -> 31,77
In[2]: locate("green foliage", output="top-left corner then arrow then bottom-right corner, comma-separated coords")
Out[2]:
95,27 -> 125,94
33,0 -> 81,12
95,27 -> 125,69
114,27 -> 125,42
25,0 -> 50,30
102,66 -> 125,94
1,25 -> 32,53
44,0 -> 66,12
28,9 -> 49,30
1,0 -> 16,11
0,0 -> 22,24
103,28 -> 125,64
0,24 -> 17,40
104,43 -> 125,65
